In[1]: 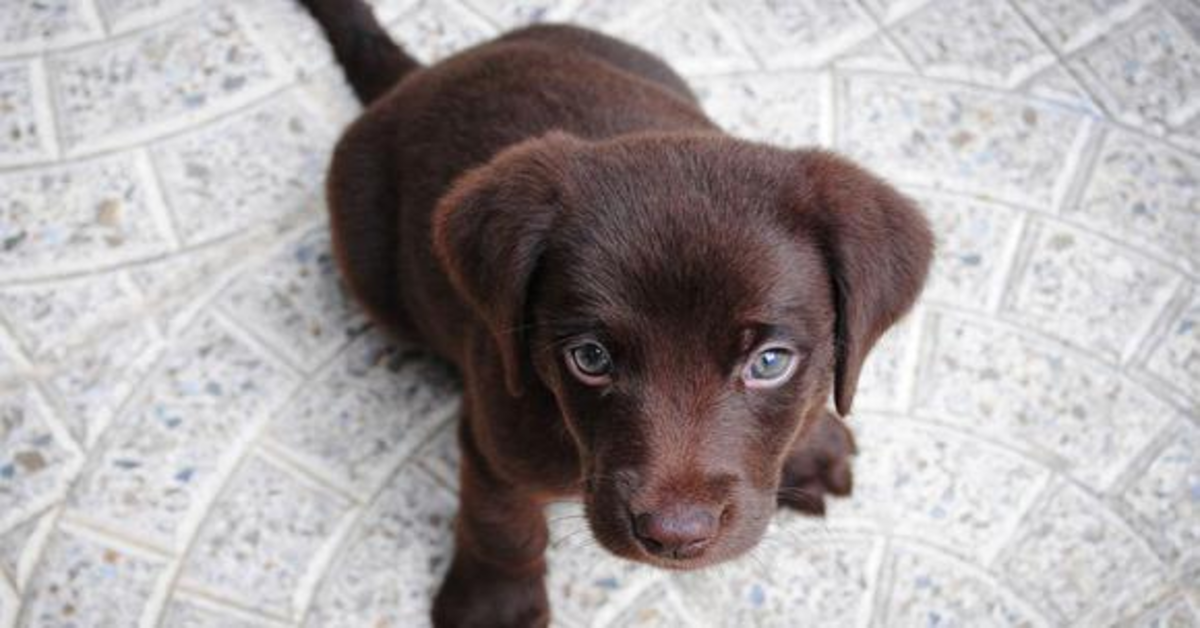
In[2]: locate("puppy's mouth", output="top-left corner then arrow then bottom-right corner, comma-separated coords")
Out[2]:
581,488 -> 773,571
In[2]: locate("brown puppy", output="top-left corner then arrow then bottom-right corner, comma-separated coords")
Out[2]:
299,1 -> 933,626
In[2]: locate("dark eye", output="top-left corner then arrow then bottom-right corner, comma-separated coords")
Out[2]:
566,342 -> 613,384
743,346 -> 797,387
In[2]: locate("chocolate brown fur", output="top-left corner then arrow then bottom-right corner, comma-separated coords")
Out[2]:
300,2 -> 932,626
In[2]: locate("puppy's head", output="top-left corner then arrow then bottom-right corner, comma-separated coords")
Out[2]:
434,132 -> 932,568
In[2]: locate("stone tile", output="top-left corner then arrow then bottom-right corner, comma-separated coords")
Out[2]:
1123,596 -> 1200,627
569,0 -> 665,30
43,319 -> 160,446
542,501 -> 659,626
1021,66 -> 1105,115
0,385 -> 80,533
0,272 -> 142,359
96,0 -> 203,33
890,0 -> 1054,88
179,454 -> 355,619
1120,424 -> 1199,562
236,0 -> 336,79
1142,287 -> 1200,403
462,0 -> 583,30
913,190 -> 1021,310
0,511 -> 44,587
66,314 -> 297,548
1070,6 -> 1200,131
1011,0 -> 1148,53
915,312 -> 1173,490
49,5 -> 281,154
0,59 -> 56,167
880,543 -> 1047,627
160,595 -> 289,628
601,582 -> 696,628
614,1 -> 756,77
859,0 -> 931,22
997,482 -> 1161,623
413,419 -> 460,492
19,528 -> 167,626
304,465 -> 455,628
853,315 -> 916,412
266,332 -> 459,496
1069,129 -> 1200,276
216,226 -> 365,372
0,0 -> 103,54
151,92 -> 334,246
692,71 -> 825,148
0,580 -> 14,628
840,74 -> 1088,209
672,529 -> 877,628
714,0 -> 876,68
0,151 -> 175,281
383,0 -> 498,64
830,418 -> 1048,562
1004,220 -> 1180,363
831,34 -> 914,73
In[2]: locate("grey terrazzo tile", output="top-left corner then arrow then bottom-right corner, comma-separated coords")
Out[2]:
1142,287 -> 1200,404
672,529 -> 877,628
264,331 -> 460,497
160,594 -> 291,628
831,34 -> 914,73
852,315 -> 916,412
49,4 -> 282,154
304,464 -> 455,628
66,313 -> 298,548
1020,65 -> 1106,116
615,1 -> 757,78
600,582 -> 697,628
0,151 -> 175,282
713,0 -> 875,68
839,74 -> 1089,209
177,453 -> 356,619
1068,128 -> 1200,275
858,0 -> 932,22
95,0 -> 203,33
1070,5 -> 1200,131
545,502 -> 659,626
0,0 -> 104,55
915,312 -> 1174,490
879,542 -> 1047,627
1119,423 -> 1200,562
914,189 -> 1023,310
831,417 -> 1048,562
383,0 -> 498,63
0,59 -> 55,167
997,481 -> 1162,623
889,0 -> 1054,88
692,71 -> 825,148
1003,219 -> 1181,364
0,385 -> 80,534
0,512 -> 43,588
18,527 -> 168,627
236,0 -> 338,79
461,0 -> 583,30
216,226 -> 366,372
151,90 -> 336,246
1010,0 -> 1148,53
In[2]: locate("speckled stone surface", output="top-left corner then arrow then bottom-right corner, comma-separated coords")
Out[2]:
0,0 -> 1196,626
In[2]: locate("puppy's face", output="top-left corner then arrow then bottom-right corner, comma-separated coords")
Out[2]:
527,157 -> 836,568
434,132 -> 932,570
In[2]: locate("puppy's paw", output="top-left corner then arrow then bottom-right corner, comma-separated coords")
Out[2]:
778,410 -> 856,516
433,555 -> 550,628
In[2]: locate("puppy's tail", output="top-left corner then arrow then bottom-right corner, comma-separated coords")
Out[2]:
298,0 -> 421,104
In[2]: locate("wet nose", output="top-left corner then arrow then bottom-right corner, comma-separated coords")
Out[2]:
632,504 -> 720,559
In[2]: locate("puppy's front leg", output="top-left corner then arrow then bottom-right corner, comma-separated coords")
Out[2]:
778,409 -> 856,516
433,424 -> 550,628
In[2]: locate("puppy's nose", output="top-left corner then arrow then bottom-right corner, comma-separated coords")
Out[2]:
632,504 -> 720,559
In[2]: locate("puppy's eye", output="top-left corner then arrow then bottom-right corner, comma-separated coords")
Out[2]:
566,342 -> 613,385
743,346 -> 797,387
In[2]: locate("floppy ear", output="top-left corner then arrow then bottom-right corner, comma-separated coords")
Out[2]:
791,150 -> 933,417
432,132 -> 582,397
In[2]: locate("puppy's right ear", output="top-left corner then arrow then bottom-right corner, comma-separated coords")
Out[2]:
432,132 -> 582,397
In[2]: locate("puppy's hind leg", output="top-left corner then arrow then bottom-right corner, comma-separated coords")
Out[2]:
325,116 -> 418,341
778,410 -> 856,516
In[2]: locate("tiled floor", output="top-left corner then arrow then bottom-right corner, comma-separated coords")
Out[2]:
0,0 -> 1197,626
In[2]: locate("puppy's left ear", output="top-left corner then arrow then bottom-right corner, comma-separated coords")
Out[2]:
432,132 -> 582,397
789,150 -> 933,417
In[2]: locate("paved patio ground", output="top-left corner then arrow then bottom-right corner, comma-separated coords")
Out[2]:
0,0 -> 1198,626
